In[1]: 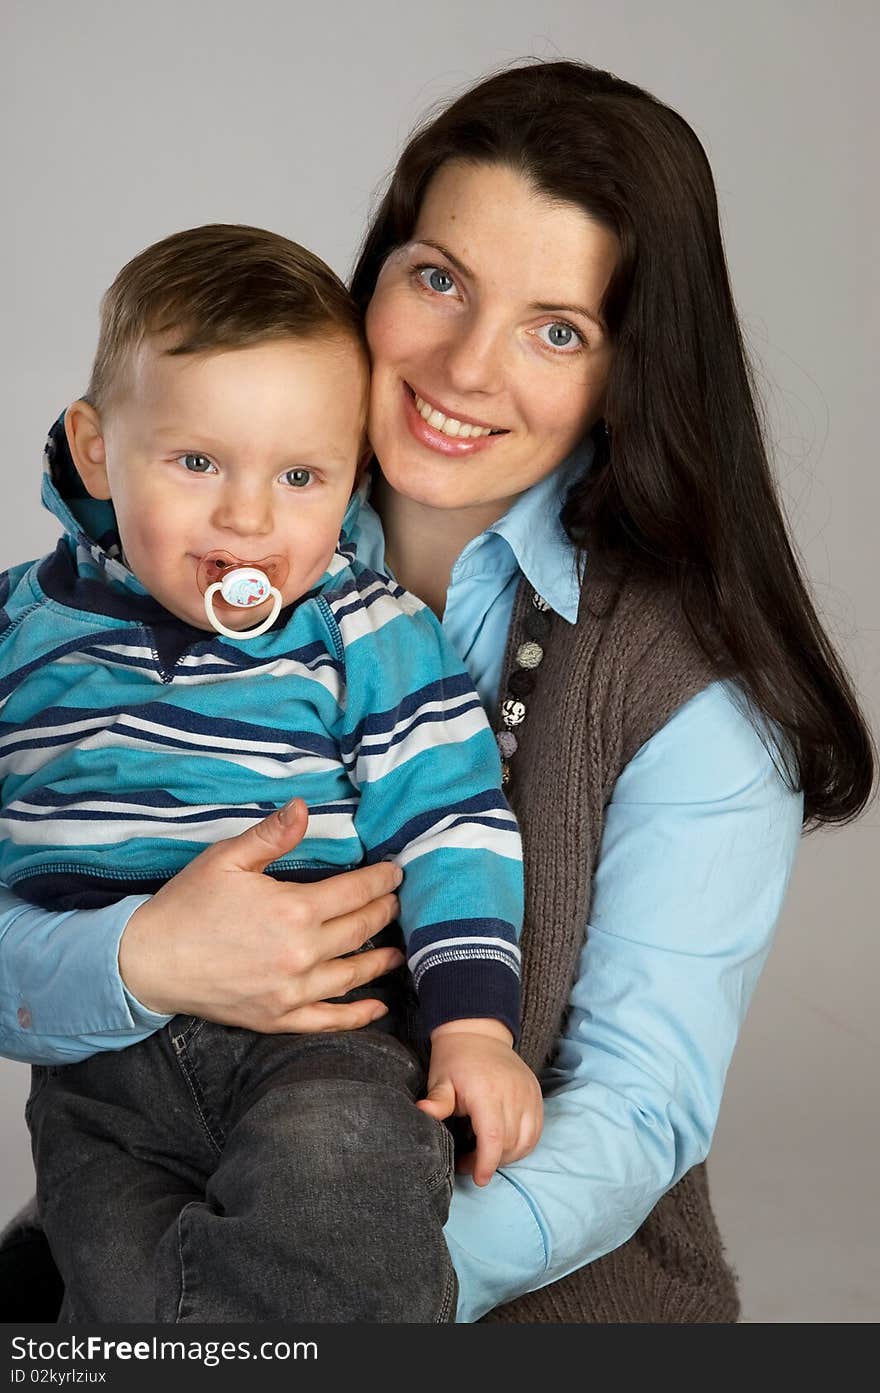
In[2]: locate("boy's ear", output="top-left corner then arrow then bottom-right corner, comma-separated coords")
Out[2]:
64,400 -> 111,500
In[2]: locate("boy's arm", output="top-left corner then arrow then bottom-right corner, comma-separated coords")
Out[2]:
331,581 -> 523,1040
0,560 -> 172,1064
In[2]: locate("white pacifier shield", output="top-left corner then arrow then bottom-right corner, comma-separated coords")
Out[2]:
204,565 -> 282,641
219,566 -> 273,608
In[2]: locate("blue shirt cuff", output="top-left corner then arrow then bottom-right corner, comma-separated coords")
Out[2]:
445,1170 -> 548,1322
0,891 -> 172,1062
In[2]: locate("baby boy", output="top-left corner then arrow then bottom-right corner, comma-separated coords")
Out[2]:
1,224 -> 541,1321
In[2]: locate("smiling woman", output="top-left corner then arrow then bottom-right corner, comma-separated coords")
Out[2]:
366,162 -> 616,520
346,59 -> 876,1322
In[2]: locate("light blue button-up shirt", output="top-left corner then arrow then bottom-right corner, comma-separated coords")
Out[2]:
0,445 -> 804,1321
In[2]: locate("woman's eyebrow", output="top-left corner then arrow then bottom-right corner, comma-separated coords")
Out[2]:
411,238 -> 605,338
531,300 -> 606,337
412,238 -> 474,280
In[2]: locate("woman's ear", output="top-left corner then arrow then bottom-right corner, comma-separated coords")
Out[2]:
64,400 -> 111,500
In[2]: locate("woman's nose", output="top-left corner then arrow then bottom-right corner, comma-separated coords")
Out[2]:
441,314 -> 507,397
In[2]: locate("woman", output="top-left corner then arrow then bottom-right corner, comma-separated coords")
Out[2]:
1,59 -> 874,1323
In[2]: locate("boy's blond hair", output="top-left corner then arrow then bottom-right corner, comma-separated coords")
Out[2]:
86,224 -> 367,411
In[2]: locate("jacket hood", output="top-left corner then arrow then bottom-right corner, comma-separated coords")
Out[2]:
42,412 -> 148,598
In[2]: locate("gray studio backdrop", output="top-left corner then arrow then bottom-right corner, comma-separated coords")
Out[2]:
2,0 -> 877,1323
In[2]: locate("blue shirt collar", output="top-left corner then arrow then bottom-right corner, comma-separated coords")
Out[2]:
482,437 -> 591,625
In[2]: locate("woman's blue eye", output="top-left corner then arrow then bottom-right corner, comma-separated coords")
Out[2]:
418,266 -> 456,295
282,468 -> 312,488
537,322 -> 582,351
180,453 -> 215,473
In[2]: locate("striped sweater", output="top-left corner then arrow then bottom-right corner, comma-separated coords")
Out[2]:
0,419 -> 523,1036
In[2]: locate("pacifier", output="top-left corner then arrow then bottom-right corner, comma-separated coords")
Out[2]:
197,552 -> 288,640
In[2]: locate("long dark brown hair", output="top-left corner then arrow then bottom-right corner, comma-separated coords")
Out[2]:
351,59 -> 875,829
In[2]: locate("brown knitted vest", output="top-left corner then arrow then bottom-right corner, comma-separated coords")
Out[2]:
483,563 -> 740,1324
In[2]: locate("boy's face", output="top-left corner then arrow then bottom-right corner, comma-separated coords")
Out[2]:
68,334 -> 367,631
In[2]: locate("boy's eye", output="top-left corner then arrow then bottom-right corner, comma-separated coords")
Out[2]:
179,453 -> 216,473
417,265 -> 456,295
282,468 -> 313,488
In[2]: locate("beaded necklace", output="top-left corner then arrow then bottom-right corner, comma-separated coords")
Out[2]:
495,589 -> 552,786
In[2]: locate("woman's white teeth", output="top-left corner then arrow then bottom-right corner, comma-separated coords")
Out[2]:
414,393 -> 494,438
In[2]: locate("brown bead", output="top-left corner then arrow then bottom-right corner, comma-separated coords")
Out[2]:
508,669 -> 536,698
523,606 -> 551,641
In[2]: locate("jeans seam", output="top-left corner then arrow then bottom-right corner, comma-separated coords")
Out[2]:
171,1034 -> 225,1157
423,1118 -> 454,1194
173,1199 -> 199,1323
435,1259 -> 458,1322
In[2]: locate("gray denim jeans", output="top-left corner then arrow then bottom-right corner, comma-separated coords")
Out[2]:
26,993 -> 457,1323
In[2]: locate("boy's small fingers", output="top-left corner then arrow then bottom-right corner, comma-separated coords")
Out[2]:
472,1122 -> 505,1186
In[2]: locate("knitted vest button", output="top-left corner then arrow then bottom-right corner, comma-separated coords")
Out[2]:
496,730 -> 518,759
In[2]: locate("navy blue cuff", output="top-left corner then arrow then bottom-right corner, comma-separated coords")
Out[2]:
417,959 -> 520,1044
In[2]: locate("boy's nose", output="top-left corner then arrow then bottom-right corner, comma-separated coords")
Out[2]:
210,486 -> 274,537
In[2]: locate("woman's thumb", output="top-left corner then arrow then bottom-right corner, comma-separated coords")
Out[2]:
217,798 -> 309,872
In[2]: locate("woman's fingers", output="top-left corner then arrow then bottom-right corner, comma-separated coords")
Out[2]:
305,944 -> 405,1004
278,998 -> 392,1034
309,860 -> 403,922
317,892 -> 402,960
120,829 -> 405,1027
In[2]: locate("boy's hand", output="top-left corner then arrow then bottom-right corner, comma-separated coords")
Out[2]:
417,1018 -> 543,1187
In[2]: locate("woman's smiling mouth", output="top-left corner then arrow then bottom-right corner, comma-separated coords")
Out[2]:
410,385 -> 505,438
403,383 -> 507,455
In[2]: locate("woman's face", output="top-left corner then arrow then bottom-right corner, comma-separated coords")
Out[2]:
366,160 -> 618,518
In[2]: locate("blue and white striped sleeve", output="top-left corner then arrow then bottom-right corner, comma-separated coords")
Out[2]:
326,574 -> 524,1038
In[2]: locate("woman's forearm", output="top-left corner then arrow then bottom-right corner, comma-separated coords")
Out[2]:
0,886 -> 165,1064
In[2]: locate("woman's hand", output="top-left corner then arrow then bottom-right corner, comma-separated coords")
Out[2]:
117,798 -> 404,1032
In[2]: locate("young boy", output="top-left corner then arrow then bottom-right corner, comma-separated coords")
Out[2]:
1,225 -> 541,1322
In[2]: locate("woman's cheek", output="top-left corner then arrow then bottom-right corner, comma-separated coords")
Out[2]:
367,281 -> 423,364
